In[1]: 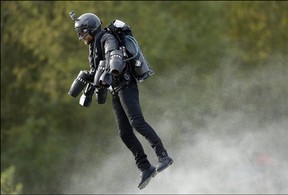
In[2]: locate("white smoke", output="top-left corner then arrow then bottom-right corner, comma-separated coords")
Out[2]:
63,55 -> 288,194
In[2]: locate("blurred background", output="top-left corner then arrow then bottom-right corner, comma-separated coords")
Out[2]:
1,1 -> 288,194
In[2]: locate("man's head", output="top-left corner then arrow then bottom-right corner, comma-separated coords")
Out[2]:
70,11 -> 102,44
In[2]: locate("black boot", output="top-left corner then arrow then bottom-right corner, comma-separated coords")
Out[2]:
156,156 -> 173,173
138,166 -> 157,190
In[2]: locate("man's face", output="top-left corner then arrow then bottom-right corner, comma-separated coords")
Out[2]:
83,34 -> 94,45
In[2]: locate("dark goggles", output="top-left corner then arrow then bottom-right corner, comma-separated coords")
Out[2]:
76,28 -> 89,40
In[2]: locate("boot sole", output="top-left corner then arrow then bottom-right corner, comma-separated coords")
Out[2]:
156,159 -> 173,173
138,169 -> 157,190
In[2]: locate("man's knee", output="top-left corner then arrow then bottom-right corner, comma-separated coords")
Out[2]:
130,117 -> 145,129
119,128 -> 133,140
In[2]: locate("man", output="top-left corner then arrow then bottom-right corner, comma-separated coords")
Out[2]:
69,12 -> 173,190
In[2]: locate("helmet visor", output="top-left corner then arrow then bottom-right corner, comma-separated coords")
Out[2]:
76,28 -> 89,40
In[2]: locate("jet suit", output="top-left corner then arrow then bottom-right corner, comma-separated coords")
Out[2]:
89,30 -> 169,172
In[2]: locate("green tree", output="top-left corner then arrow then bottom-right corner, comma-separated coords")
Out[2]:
1,166 -> 23,195
226,1 -> 288,66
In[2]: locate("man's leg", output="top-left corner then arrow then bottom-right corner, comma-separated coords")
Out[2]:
112,95 -> 151,171
117,83 -> 168,158
112,95 -> 156,189
117,83 -> 173,173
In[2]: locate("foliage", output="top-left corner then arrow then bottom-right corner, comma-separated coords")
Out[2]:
226,1 -> 288,66
1,1 -> 287,193
1,166 -> 23,195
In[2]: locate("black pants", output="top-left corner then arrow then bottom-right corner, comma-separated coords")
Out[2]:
112,80 -> 167,171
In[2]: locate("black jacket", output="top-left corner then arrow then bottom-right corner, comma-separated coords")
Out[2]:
89,30 -> 134,93
88,30 -> 119,70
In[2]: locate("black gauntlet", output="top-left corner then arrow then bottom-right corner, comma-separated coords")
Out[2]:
79,83 -> 95,107
95,87 -> 108,104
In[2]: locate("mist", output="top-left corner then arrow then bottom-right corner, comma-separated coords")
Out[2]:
63,55 -> 288,194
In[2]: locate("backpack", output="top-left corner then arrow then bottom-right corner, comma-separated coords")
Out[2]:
105,19 -> 154,82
